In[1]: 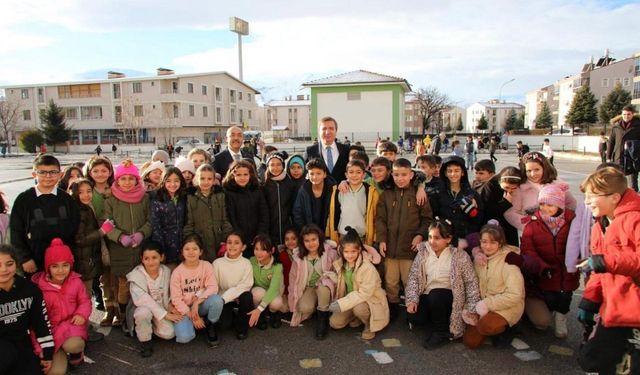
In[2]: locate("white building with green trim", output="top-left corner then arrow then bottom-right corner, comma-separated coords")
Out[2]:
302,70 -> 411,141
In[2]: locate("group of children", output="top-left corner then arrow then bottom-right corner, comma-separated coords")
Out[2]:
0,137 -> 637,374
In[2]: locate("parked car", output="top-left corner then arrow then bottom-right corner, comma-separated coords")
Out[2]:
546,128 -> 586,136
174,138 -> 204,152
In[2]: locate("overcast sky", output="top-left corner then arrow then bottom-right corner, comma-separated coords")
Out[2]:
1,0 -> 638,105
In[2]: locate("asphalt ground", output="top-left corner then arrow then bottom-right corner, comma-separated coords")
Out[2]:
0,150 -> 601,375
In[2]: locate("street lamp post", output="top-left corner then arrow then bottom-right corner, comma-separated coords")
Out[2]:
498,78 -> 515,102
229,17 -> 249,81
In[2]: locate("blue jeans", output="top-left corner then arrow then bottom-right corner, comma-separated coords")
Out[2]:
174,294 -> 224,343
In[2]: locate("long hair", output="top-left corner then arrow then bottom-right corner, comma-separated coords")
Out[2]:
338,226 -> 363,267
156,167 -> 187,202
223,159 -> 260,189
59,165 -> 84,191
252,233 -> 279,263
520,151 -> 557,184
85,155 -> 115,187
69,178 -> 94,207
298,224 -> 325,259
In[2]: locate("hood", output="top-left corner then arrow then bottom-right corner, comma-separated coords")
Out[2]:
439,155 -> 470,188
614,188 -> 640,217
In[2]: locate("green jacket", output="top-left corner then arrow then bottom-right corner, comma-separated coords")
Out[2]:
250,256 -> 284,310
103,194 -> 151,276
184,188 -> 233,262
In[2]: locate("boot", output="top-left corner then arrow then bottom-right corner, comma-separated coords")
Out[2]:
553,312 -> 568,339
315,310 -> 330,340
116,303 -> 128,331
423,331 -> 450,350
100,306 -> 116,327
389,303 -> 400,322
87,325 -> 104,342
206,322 -> 219,347
257,311 -> 269,330
361,326 -> 375,340
68,352 -> 84,367
139,341 -> 153,358
269,311 -> 282,329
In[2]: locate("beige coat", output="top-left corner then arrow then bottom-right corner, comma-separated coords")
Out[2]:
475,245 -> 525,326
333,256 -> 389,333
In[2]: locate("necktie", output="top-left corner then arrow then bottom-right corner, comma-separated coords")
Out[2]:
234,153 -> 241,161
326,147 -> 334,173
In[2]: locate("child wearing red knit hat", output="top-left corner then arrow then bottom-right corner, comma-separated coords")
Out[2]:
519,184 -> 577,340
32,238 -> 92,374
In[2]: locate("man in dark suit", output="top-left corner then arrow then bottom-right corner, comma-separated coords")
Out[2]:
304,116 -> 351,183
213,126 -> 254,178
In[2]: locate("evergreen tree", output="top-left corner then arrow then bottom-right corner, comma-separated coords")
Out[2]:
39,100 -> 71,152
476,113 -> 489,131
515,112 -> 525,129
505,109 -> 517,130
599,82 -> 632,124
535,102 -> 553,129
456,116 -> 464,131
565,85 -> 597,128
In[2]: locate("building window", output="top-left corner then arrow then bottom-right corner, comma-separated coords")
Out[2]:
203,106 -> 208,117
114,106 -> 122,123
113,84 -> 121,99
347,92 -> 361,100
134,105 -> 143,117
230,108 -> 236,123
21,89 -> 29,99
634,81 -> 640,100
173,104 -> 179,118
602,78 -> 609,88
248,110 -> 252,120
615,78 -> 621,86
23,110 -> 31,121
216,107 -> 222,123
171,81 -> 178,93
189,105 -> 195,117
238,92 -> 243,101
81,129 -> 98,145
248,93 -> 252,102
202,85 -> 207,95
64,107 -> 78,120
37,88 -> 44,103
215,87 -> 222,102
623,78 -> 631,87
239,109 -> 243,123
188,83 -> 194,94
132,82 -> 142,93
230,89 -> 236,103
80,106 -> 103,120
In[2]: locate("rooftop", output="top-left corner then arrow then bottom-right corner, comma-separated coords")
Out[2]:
302,70 -> 411,91
266,99 -> 310,107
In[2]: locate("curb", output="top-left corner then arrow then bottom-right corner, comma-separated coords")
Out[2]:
0,177 -> 33,185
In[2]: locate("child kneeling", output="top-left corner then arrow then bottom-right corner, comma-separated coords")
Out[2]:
127,241 -> 181,357
329,227 -> 389,340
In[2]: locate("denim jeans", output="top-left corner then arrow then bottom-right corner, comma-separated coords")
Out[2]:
174,294 -> 224,343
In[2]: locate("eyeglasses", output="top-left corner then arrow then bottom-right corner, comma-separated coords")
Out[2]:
35,170 -> 60,176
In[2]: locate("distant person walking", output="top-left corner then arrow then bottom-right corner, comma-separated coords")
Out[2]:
112,143 -> 117,157
598,132 -> 608,164
95,145 -> 102,156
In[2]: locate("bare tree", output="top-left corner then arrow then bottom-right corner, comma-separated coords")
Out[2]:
412,87 -> 452,135
0,98 -> 21,153
120,96 -> 145,144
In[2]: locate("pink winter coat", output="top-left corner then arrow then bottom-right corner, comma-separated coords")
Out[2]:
505,180 -> 577,232
288,241 -> 338,326
32,271 -> 91,351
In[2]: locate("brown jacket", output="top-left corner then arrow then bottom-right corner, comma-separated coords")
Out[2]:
375,185 -> 432,260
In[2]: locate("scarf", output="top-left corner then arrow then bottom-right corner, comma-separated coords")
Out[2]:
270,170 -> 287,182
111,181 -> 146,204
540,212 -> 565,236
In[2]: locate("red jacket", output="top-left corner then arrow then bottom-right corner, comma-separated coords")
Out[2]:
278,246 -> 294,292
582,189 -> 640,328
520,209 -> 579,293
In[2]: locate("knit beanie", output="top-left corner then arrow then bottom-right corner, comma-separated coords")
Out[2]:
141,160 -> 165,179
152,150 -> 170,165
266,151 -> 289,167
287,154 -> 305,170
538,184 -> 565,210
175,157 -> 196,175
44,238 -> 74,271
114,159 -> 140,181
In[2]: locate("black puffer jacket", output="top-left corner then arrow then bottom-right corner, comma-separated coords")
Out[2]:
430,156 -> 484,240
224,184 -> 269,258
263,176 -> 298,246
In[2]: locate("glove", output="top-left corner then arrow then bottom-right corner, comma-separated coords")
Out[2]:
459,196 -> 478,218
328,301 -> 341,313
471,247 -> 487,266
119,234 -> 133,247
577,308 -> 595,325
542,268 -> 553,279
100,219 -> 115,235
130,232 -> 144,246
505,252 -> 524,268
475,300 -> 489,317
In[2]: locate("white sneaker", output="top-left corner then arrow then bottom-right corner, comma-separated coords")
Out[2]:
553,312 -> 568,339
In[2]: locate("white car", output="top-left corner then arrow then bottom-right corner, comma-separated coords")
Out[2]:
546,128 -> 586,136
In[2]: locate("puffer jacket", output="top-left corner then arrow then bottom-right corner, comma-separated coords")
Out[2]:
184,187 -> 233,262
405,243 -> 480,338
263,176 -> 298,245
475,245 -> 525,326
581,189 -> 640,328
74,203 -> 103,280
149,191 -> 187,264
224,184 -> 269,258
32,271 -> 91,351
333,255 -> 389,332
520,209 -> 579,294
104,194 -> 152,276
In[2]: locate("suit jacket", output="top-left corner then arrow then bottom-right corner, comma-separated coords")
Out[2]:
305,141 -> 350,183
212,148 -> 253,178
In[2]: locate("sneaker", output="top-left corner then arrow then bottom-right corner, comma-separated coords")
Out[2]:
553,312 -> 568,339
236,331 -> 248,340
139,341 -> 153,358
257,312 -> 269,330
206,323 -> 219,347
68,352 -> 84,366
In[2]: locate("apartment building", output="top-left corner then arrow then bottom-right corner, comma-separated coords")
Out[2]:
1,69 -> 261,146
264,95 -> 311,137
466,100 -> 524,133
631,52 -> 640,109
404,99 -> 422,134
525,84 -> 558,129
